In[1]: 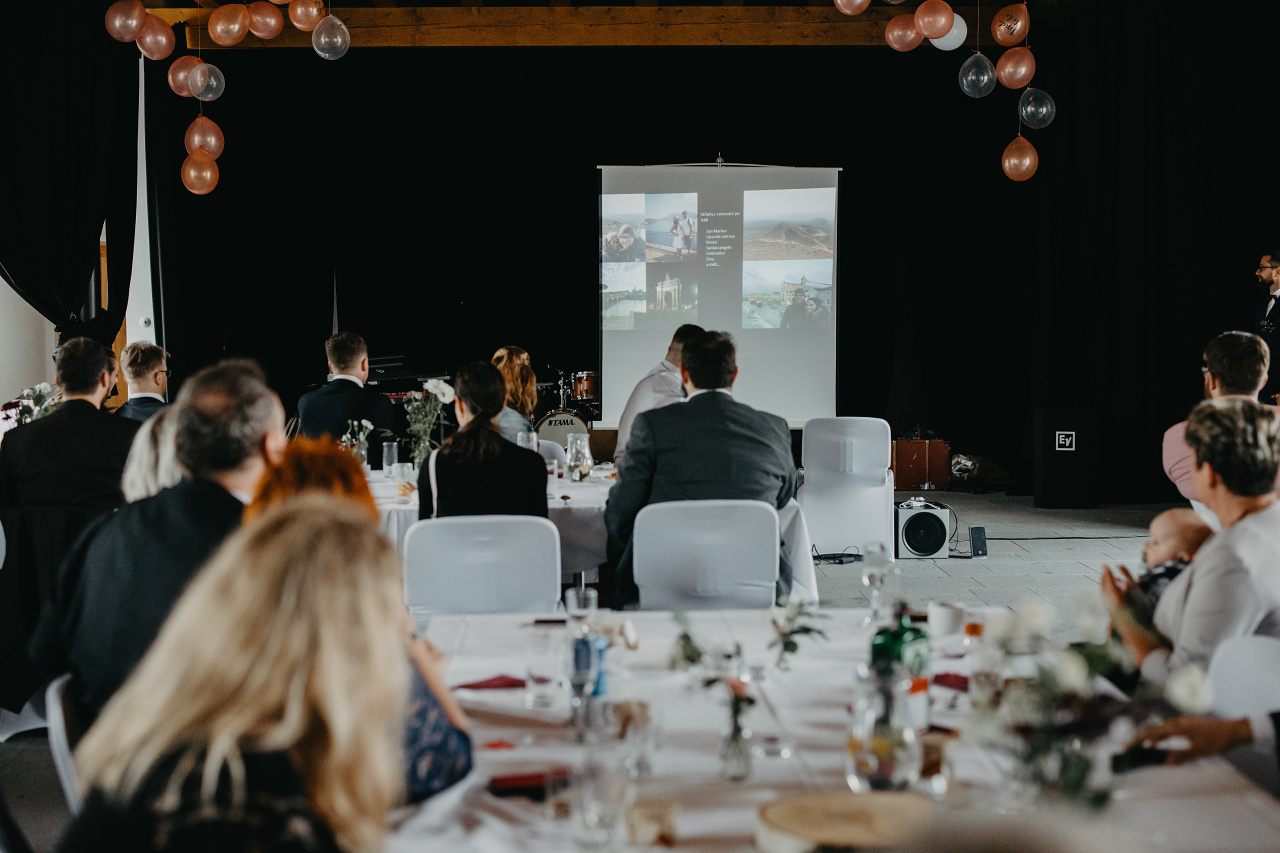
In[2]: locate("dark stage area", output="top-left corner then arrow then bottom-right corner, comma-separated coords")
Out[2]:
115,3 -> 1278,503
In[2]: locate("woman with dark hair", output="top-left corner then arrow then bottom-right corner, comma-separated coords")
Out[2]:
418,362 -> 548,520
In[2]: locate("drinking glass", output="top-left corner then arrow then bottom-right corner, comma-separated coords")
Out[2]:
517,431 -> 539,452
566,627 -> 601,739
573,745 -> 634,851
862,543 -> 891,627
566,433 -> 594,482
525,628 -> 562,710
565,588 -> 598,624
382,441 -> 398,477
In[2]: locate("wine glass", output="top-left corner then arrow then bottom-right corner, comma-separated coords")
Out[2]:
566,626 -> 601,740
862,542 -> 890,627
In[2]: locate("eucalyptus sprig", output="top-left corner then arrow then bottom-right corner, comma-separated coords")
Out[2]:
669,610 -> 704,670
767,601 -> 828,671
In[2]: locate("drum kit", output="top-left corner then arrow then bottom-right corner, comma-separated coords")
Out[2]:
534,367 -> 599,447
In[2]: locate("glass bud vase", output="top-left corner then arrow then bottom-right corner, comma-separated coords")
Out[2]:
720,725 -> 753,782
354,438 -> 368,466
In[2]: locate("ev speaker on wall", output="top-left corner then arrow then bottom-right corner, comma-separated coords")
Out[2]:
896,497 -> 950,560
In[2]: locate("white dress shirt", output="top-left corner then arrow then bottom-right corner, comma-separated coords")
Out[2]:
614,360 -> 684,463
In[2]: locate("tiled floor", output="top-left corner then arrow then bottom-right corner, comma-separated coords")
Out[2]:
0,489 -> 1176,851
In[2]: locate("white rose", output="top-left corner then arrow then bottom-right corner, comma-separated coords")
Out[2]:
361,419 -> 374,430
36,382 -> 53,395
1055,650 -> 1090,693
425,378 -> 455,404
1014,599 -> 1056,636
1166,664 -> 1213,714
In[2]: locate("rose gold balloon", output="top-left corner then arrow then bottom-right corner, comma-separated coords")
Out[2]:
136,14 -> 176,61
1002,135 -> 1038,182
288,0 -> 325,32
914,0 -> 954,40
185,116 -> 225,160
182,149 -> 220,195
167,56 -> 204,97
208,4 -> 250,47
884,14 -> 923,52
833,0 -> 872,15
104,0 -> 146,42
247,2 -> 284,39
270,0 -> 289,4
991,2 -> 1029,47
996,46 -> 1035,88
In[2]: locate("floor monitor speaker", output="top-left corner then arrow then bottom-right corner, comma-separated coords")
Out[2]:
896,497 -> 950,560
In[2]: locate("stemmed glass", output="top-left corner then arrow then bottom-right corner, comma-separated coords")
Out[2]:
566,625 -> 601,741
862,542 -> 891,627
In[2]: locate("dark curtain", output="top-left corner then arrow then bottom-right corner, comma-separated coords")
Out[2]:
0,5 -> 138,346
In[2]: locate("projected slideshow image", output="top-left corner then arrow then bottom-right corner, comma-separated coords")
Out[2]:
601,193 -> 646,263
601,262 -> 647,331
644,193 -> 698,263
633,266 -> 698,330
742,260 -> 832,329
742,187 -> 835,261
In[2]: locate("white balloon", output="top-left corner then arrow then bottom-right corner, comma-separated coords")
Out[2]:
312,15 -> 350,60
929,14 -> 967,51
187,63 -> 226,102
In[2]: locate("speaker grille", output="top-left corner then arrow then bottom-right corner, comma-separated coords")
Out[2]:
902,513 -> 947,556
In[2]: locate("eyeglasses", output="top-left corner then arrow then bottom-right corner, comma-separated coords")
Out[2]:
1201,366 -> 1210,375
1258,264 -> 1280,271
157,369 -> 171,377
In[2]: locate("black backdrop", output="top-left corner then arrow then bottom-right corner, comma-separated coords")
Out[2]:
140,2 -> 1280,502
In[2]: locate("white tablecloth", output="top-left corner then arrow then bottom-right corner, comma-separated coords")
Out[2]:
370,473 -> 819,603
388,609 -> 1280,853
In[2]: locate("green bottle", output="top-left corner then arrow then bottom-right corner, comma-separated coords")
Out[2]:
870,601 -> 930,731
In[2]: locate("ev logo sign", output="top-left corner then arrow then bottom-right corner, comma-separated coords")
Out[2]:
1055,431 -> 1076,451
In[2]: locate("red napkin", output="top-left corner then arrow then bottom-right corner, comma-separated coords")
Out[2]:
933,673 -> 969,692
452,675 -> 526,690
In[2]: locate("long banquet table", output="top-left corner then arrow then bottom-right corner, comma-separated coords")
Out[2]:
388,608 -> 1280,853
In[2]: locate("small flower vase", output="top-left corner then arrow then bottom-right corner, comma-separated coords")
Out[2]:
354,438 -> 368,466
413,441 -> 428,468
719,725 -> 753,782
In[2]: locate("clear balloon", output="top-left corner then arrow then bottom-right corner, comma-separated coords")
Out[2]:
1002,135 -> 1038,182
167,56 -> 203,97
246,1 -> 284,39
929,13 -> 967,51
188,63 -> 226,102
182,149 -> 220,195
208,4 -> 249,46
136,14 -> 176,61
312,15 -> 351,60
185,116 -> 225,160
1019,88 -> 1056,129
996,46 -> 1035,89
105,0 -> 146,42
289,0 -> 324,32
833,0 -> 871,14
991,2 -> 1029,47
884,14 -> 923,52
958,52 -> 996,98
914,0 -> 953,40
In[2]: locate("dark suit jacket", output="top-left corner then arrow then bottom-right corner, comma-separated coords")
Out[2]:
602,390 -> 798,608
297,378 -> 396,465
28,477 -> 244,723
0,400 -> 139,711
114,396 -> 167,423
419,440 -> 549,519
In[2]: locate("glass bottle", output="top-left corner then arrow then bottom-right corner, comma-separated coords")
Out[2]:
845,662 -> 921,792
870,600 -> 930,732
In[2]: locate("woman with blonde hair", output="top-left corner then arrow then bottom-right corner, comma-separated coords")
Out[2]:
490,345 -> 537,443
62,497 -> 409,853
120,406 -> 181,502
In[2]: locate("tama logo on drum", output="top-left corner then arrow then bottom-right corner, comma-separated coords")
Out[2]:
548,418 -> 577,426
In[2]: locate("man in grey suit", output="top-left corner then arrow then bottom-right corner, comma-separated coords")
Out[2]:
603,331 -> 798,608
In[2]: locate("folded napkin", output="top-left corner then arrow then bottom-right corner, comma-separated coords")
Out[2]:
933,673 -> 969,692
452,675 -> 526,691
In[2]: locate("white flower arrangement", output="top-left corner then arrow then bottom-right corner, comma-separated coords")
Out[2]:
405,379 -> 454,464
1,382 -> 58,439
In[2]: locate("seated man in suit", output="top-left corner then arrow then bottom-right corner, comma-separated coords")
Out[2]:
0,337 -> 140,714
614,323 -> 704,464
603,331 -> 798,608
29,359 -> 287,724
297,331 -> 396,455
114,341 -> 169,423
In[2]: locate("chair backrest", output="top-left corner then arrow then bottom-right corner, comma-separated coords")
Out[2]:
538,440 -> 567,466
798,418 -> 895,556
403,515 -> 561,621
633,500 -> 779,610
1207,635 -> 1280,797
45,674 -> 83,815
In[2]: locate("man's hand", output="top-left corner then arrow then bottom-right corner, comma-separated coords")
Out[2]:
1131,716 -> 1254,765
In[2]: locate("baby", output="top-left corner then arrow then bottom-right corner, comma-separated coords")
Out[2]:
1102,507 -> 1214,631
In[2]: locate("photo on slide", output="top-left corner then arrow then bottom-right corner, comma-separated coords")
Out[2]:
601,263 -> 647,331
601,194 -> 647,264
631,265 -> 698,330
741,260 -> 833,330
644,193 -> 698,264
742,187 -> 835,261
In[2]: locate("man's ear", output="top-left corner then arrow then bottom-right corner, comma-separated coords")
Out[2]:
680,367 -> 691,386
360,355 -> 369,374
264,428 -> 287,465
730,366 -> 739,386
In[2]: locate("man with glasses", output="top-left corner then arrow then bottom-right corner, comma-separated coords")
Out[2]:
115,341 -> 170,423
1255,252 -> 1280,404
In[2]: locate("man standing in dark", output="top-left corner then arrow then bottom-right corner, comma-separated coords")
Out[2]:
1255,250 -> 1280,404
297,331 -> 396,450
114,341 -> 170,423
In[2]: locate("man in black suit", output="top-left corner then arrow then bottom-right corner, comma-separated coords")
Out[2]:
0,338 -> 139,712
29,359 -> 287,723
114,341 -> 169,423
1254,249 -> 1280,405
297,331 -> 396,451
602,331 -> 798,608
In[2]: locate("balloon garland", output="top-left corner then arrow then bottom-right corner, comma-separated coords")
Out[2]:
834,0 -> 1056,181
105,0 -> 351,195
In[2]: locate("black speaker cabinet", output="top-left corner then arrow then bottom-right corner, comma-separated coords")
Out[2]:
896,498 -> 950,559
1033,406 -> 1098,509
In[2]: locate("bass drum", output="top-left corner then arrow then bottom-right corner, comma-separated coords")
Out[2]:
534,409 -> 590,450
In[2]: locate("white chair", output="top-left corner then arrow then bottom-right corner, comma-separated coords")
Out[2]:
403,516 -> 561,622
45,674 -> 83,814
1207,635 -> 1280,796
797,418 -> 895,559
632,500 -> 779,610
538,440 -> 567,466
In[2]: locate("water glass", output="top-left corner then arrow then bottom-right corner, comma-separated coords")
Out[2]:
566,433 -> 593,482
526,628 -> 562,710
862,543 -> 890,627
573,746 -> 634,851
565,588 -> 598,623
517,431 -> 539,452
382,441 -> 398,476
